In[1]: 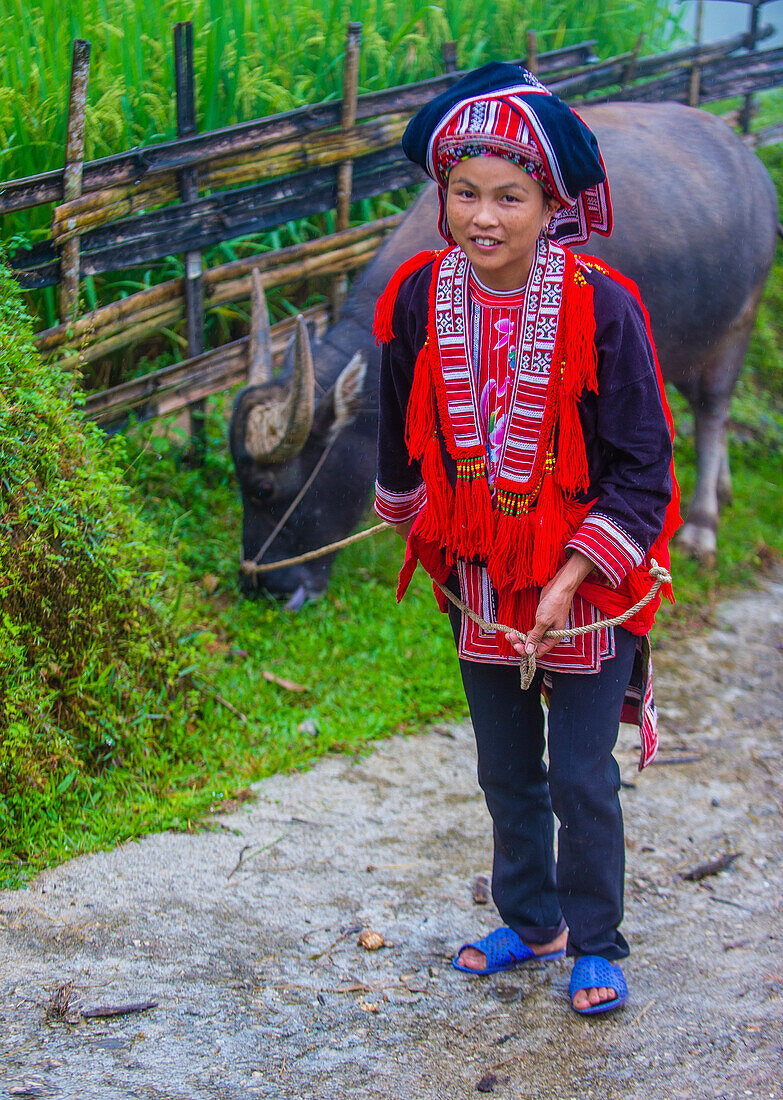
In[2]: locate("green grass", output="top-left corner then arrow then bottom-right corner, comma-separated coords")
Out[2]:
1,0 -> 679,181
2,406 -> 468,884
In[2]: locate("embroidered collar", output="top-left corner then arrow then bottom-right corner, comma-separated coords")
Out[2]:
469,272 -> 528,307
432,237 -> 567,488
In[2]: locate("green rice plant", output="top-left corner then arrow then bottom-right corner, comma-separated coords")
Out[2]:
1,1 -> 679,322
1,0 -> 677,183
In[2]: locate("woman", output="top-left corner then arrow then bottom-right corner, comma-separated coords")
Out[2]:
374,62 -> 680,1014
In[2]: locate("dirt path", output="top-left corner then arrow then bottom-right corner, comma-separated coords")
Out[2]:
2,573 -> 782,1100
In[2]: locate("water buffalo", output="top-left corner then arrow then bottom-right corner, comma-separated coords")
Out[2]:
230,101 -> 778,602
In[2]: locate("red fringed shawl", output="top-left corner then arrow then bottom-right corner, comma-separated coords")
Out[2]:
374,243 -> 680,639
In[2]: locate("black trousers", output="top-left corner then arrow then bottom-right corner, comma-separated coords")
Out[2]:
451,610 -> 637,961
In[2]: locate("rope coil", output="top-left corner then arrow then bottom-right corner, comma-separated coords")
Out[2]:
240,521 -> 671,691
435,561 -> 672,689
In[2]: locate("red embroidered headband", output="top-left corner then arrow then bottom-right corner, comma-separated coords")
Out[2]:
432,96 -> 555,200
402,63 -> 613,246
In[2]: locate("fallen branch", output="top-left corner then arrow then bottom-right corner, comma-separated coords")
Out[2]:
633,997 -> 657,1026
309,924 -> 362,961
261,670 -> 308,693
210,691 -> 248,724
227,832 -> 288,879
81,1000 -> 158,1019
708,895 -> 756,914
680,851 -> 742,881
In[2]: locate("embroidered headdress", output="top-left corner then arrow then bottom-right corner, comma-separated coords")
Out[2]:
401,61 -> 612,246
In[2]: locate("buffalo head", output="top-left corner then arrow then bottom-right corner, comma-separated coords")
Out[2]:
229,272 -> 368,606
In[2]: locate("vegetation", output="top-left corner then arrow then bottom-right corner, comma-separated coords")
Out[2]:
1,0 -> 680,329
0,261 -> 207,881
0,265 -> 465,889
1,0 -> 679,181
0,7 -> 780,888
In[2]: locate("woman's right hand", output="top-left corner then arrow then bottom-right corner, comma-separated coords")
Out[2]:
394,520 -> 414,541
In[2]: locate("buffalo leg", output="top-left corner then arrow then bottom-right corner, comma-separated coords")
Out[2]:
717,447 -> 733,507
676,281 -> 761,565
677,394 -> 728,566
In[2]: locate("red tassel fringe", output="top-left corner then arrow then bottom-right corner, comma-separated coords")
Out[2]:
417,436 -> 452,544
496,586 -> 539,655
395,510 -> 451,603
561,267 -> 598,398
555,390 -> 589,494
373,251 -> 440,344
489,510 -> 533,592
453,473 -> 494,559
405,339 -> 436,460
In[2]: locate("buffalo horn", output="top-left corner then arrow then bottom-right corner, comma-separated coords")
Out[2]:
244,314 -> 315,464
333,352 -> 367,429
247,268 -> 274,385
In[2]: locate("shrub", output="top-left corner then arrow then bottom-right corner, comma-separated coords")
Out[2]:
0,263 -> 198,850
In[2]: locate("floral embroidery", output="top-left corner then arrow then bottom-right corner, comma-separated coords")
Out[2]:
492,318 -> 515,350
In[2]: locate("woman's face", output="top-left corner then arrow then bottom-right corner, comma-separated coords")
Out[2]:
446,156 -> 557,291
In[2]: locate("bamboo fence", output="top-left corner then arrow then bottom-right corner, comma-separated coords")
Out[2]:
0,5 -> 780,430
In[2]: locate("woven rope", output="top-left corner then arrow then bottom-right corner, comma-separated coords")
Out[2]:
435,562 -> 672,689
240,521 -> 671,692
240,521 -> 392,574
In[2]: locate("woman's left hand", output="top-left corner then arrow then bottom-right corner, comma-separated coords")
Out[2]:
505,551 -> 596,659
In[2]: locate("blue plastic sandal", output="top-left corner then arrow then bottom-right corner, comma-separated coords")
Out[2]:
452,926 -> 566,976
569,955 -> 628,1015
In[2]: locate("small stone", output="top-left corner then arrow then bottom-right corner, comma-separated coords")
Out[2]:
476,1072 -> 498,1093
357,929 -> 385,950
490,982 -> 523,1004
92,1038 -> 126,1051
472,874 -> 490,905
711,797 -> 721,807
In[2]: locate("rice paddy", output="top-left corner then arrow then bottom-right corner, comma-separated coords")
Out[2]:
1,2 -> 680,188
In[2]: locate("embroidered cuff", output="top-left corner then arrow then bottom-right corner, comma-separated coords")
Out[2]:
374,480 -> 427,524
567,513 -> 645,588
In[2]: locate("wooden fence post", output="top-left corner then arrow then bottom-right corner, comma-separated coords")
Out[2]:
174,21 -> 206,456
332,21 -> 362,318
526,31 -> 539,76
621,33 -> 645,91
740,0 -> 762,134
59,39 -> 91,324
689,0 -> 704,107
442,41 -> 458,74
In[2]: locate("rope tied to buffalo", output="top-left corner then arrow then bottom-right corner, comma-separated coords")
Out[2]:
241,521 -> 671,690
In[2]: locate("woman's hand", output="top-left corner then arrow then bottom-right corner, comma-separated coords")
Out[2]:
505,551 -> 595,659
394,520 -> 414,541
